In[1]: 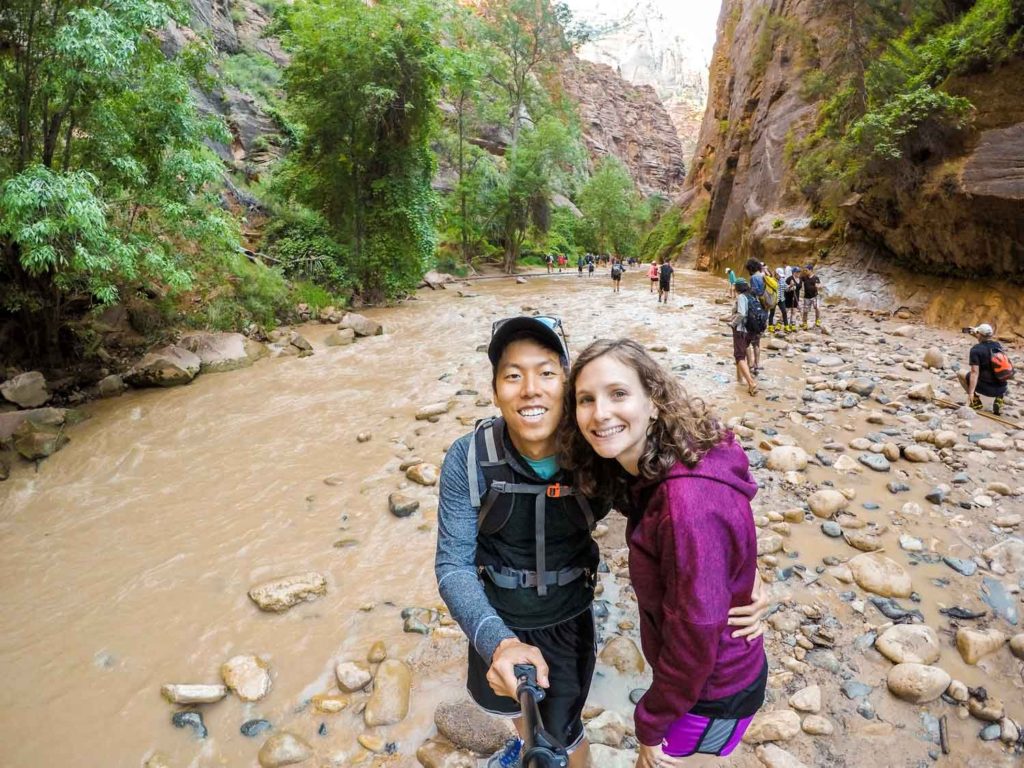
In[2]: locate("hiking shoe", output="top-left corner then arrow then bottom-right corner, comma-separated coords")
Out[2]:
815,320 -> 821,327
485,738 -> 522,768
993,397 -> 1004,416
970,396 -> 983,411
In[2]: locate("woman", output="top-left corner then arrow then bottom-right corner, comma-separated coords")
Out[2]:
559,339 -> 767,767
731,278 -> 758,395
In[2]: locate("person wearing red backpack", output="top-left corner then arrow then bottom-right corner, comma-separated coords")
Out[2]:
957,323 -> 1012,415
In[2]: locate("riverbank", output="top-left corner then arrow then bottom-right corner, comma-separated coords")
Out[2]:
0,267 -> 1021,767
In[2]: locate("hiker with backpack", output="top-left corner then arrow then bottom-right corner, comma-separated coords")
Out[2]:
957,323 -> 1013,415
731,279 -> 760,396
559,339 -> 768,765
769,268 -> 788,332
799,264 -> 822,329
783,267 -> 801,333
658,260 -> 674,304
610,258 -> 623,293
434,316 -> 768,768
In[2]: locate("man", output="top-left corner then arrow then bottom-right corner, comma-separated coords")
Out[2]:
435,316 -> 767,768
743,259 -> 764,374
957,323 -> 1010,415
799,263 -> 821,329
657,259 -> 674,304
610,258 -> 623,293
731,279 -> 758,396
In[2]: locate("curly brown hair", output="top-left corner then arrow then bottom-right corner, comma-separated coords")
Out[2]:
558,338 -> 726,500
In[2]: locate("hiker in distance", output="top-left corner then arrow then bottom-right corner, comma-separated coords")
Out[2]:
560,339 -> 767,768
435,316 -> 768,767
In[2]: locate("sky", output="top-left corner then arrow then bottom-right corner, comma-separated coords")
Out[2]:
562,0 -> 723,67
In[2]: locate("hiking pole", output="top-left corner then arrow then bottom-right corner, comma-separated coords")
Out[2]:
514,664 -> 568,768
932,397 -> 1023,430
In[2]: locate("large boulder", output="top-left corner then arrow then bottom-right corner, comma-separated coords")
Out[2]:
807,489 -> 848,518
598,636 -> 645,674
886,663 -> 951,704
179,331 -> 265,373
339,312 -> 383,337
364,659 -> 412,726
848,553 -> 912,598
13,419 -> 69,460
125,345 -> 201,387
433,699 -> 516,754
1,371 -> 50,408
248,572 -> 327,612
876,625 -> 941,664
766,446 -> 809,472
0,407 -> 66,442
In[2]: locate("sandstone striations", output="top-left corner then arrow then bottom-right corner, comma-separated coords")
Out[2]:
560,56 -> 686,198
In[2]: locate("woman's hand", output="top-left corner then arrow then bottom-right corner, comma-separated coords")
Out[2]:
728,568 -> 769,640
635,742 -> 686,768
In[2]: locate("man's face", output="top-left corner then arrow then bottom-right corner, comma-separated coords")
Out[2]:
492,339 -> 565,458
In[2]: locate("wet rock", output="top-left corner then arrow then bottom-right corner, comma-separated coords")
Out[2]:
808,489 -> 848,518
969,697 -> 1005,722
288,332 -> 313,354
338,312 -> 382,337
311,693 -> 349,713
221,655 -> 272,702
923,348 -> 947,369
849,553 -> 912,597
406,463 -> 439,486
887,663 -> 950,704
832,455 -> 859,472
415,736 -> 476,768
743,710 -> 801,743
746,449 -> 766,469
248,572 -> 328,612
983,538 -> 1024,574
947,680 -> 970,702
258,731 -> 312,767
845,531 -> 883,552
956,628 -> 1007,664
841,681 -> 873,699
335,661 -> 372,692
758,532 -> 784,556
179,331 -> 264,373
847,378 -> 876,397
978,437 -> 1008,451
858,453 -> 891,472
356,431 -> 372,443
875,625 -> 941,664
241,719 -> 273,737
584,709 -> 629,748
986,482 -> 1013,496
172,710 -> 207,739
898,535 -> 923,552
325,329 -> 355,347
144,752 -> 172,768
433,699 -> 516,753
599,636 -> 645,673
13,420 -> 69,460
388,493 -> 420,518
869,597 -> 924,623
932,430 -> 958,448
416,402 -> 452,420
755,744 -> 809,768
788,685 -> 821,713
588,745 -> 634,768
801,715 -> 834,736
1,371 -> 50,408
160,684 -> 227,704
816,355 -> 845,368
941,556 -> 977,577
126,346 -> 201,387
364,659 -> 411,726
98,374 -> 125,398
1000,718 -> 1020,744
821,521 -> 842,538
980,723 -> 1001,741
367,641 -> 387,663
766,446 -> 808,472
925,487 -> 948,504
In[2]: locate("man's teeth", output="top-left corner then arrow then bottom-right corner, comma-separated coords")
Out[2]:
595,425 -> 625,437
519,408 -> 546,417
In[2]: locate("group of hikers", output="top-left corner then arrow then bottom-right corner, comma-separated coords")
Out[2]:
436,316 -> 769,768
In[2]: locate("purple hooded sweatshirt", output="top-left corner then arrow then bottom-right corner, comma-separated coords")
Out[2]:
626,435 -> 764,746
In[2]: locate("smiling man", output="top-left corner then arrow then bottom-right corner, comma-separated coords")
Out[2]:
435,317 -> 766,768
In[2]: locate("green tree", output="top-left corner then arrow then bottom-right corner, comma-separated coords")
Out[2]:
578,157 -> 641,257
281,0 -> 444,301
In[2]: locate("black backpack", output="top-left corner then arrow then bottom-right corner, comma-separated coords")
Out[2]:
745,293 -> 768,335
611,263 -> 622,278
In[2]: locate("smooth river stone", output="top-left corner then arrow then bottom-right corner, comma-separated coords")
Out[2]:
766,446 -> 808,472
258,731 -> 312,767
808,489 -> 848,518
160,684 -> 227,704
849,553 -> 912,598
221,655 -> 272,701
743,710 -> 801,743
364,659 -> 412,726
875,625 -> 941,664
886,663 -> 951,704
956,628 -> 1008,665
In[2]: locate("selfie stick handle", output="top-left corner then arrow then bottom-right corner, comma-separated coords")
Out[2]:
514,664 -> 568,768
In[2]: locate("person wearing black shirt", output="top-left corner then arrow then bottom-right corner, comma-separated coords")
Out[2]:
799,264 -> 822,329
957,323 -> 1009,415
658,260 -> 674,304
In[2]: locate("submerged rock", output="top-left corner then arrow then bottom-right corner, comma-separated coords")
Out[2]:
221,654 -> 272,702
364,659 -> 412,726
248,572 -> 327,612
126,346 -> 201,387
258,731 -> 312,767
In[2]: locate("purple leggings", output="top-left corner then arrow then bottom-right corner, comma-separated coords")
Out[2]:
662,712 -> 753,757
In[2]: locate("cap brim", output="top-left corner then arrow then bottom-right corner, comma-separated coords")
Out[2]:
488,317 -> 569,367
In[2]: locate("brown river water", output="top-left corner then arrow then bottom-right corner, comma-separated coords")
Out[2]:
1,267 -> 1021,767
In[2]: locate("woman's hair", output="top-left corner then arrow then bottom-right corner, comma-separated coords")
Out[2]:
745,258 -> 761,275
558,339 -> 726,499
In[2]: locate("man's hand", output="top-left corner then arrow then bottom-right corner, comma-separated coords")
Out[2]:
728,569 -> 769,641
635,742 -> 685,768
486,638 -> 549,699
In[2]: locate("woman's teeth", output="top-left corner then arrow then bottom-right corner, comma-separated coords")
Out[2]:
594,425 -> 625,437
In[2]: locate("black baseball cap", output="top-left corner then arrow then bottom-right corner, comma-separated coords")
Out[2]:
488,316 -> 570,368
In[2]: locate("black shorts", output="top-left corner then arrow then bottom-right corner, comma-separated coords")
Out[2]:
467,610 -> 596,750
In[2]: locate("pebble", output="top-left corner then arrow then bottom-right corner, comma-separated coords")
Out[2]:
241,719 -> 273,737
821,521 -> 842,538
248,572 -> 328,612
160,684 -> 227,704
172,711 -> 207,739
221,655 -> 272,702
858,453 -> 891,472
941,556 -> 977,577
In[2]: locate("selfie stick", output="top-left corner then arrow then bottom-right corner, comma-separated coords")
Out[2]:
514,664 -> 568,768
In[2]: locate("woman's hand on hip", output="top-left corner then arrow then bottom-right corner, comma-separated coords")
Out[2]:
635,742 -> 686,768
728,568 -> 769,640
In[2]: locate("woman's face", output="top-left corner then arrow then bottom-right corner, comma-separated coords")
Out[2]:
574,354 -> 657,476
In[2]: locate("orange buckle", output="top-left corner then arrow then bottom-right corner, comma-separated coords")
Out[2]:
546,483 -> 562,498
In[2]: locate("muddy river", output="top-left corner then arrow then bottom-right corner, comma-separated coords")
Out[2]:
1,267 -> 1021,767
